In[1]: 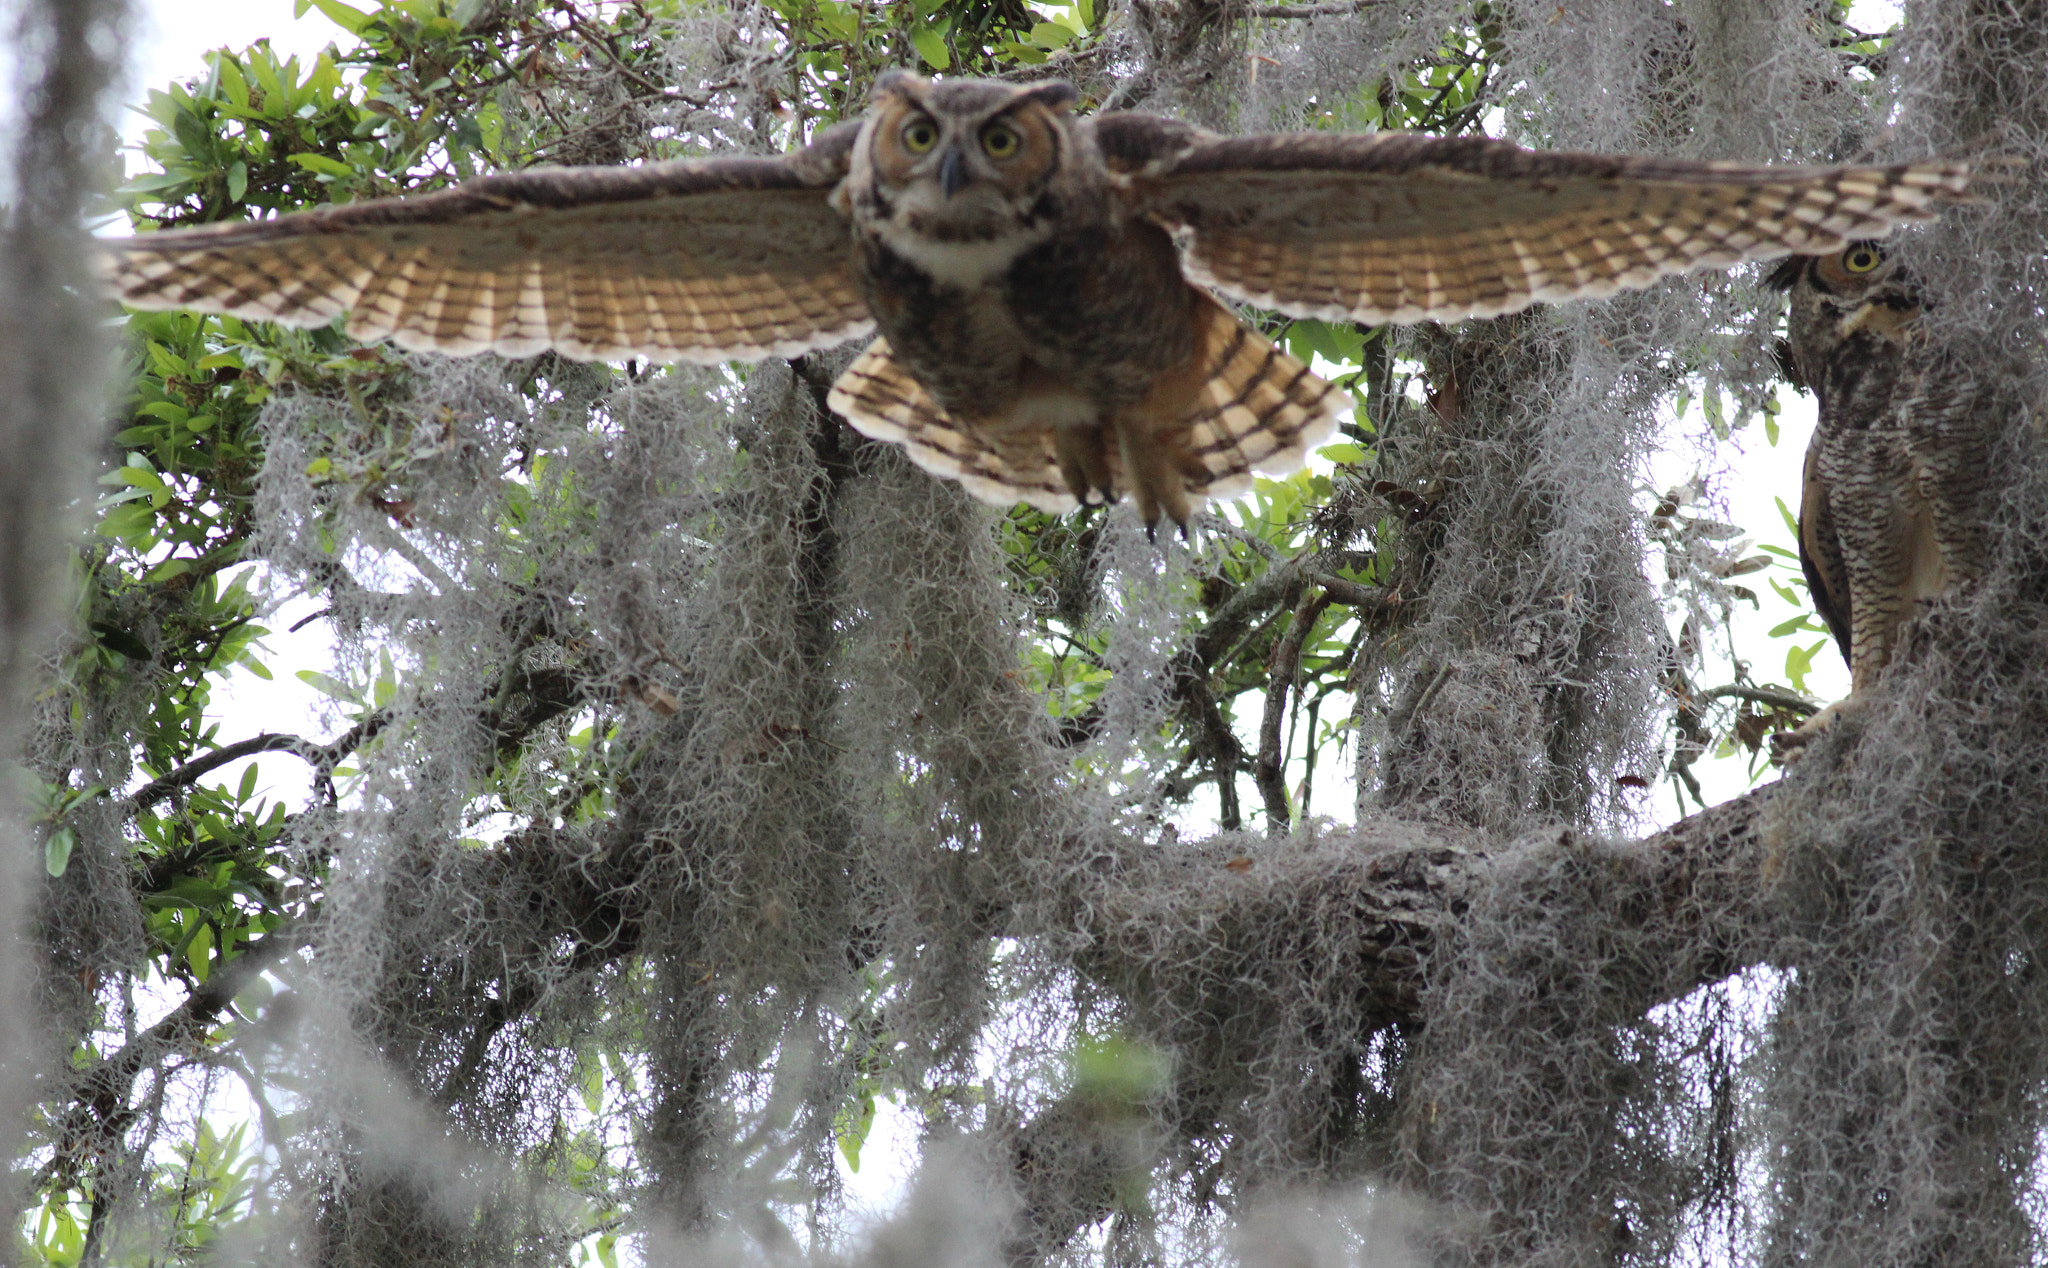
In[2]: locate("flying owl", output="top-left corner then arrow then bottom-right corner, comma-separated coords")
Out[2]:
107,72 -> 1977,530
1768,242 -> 1991,750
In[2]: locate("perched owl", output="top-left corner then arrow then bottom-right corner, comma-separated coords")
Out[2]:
107,72 -> 1977,530
1768,242 -> 1990,749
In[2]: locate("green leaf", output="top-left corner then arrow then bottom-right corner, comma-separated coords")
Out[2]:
301,0 -> 372,32
96,502 -> 159,548
246,48 -> 287,109
187,922 -> 215,981
137,400 -> 191,424
1776,495 -> 1801,539
835,1093 -> 878,1171
237,763 -> 260,804
226,159 -> 248,203
216,55 -> 250,108
44,827 -> 75,878
90,621 -> 153,661
146,342 -> 189,379
909,26 -> 951,70
172,108 -> 214,159
296,669 -> 359,703
1319,441 -> 1367,465
1785,639 -> 1824,694
289,151 -> 357,178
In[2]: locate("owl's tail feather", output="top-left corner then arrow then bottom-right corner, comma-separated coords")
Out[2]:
827,303 -> 1347,522
1137,297 -> 1348,519
829,338 -> 1084,513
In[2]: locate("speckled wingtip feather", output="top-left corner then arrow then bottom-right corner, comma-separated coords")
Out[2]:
1166,156 -> 1977,327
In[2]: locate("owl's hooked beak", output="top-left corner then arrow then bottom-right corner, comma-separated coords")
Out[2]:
1841,296 -> 1920,342
938,147 -> 969,198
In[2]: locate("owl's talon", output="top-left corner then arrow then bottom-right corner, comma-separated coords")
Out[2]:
1770,697 -> 1855,765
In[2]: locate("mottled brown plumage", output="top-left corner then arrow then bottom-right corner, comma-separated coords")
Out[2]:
104,72 -> 1979,527
1769,243 -> 1992,752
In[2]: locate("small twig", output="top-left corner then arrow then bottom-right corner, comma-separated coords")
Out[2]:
308,711 -> 392,803
998,41 -> 1111,84
1170,666 -> 1246,831
1256,586 -> 1328,835
1413,42 -> 1482,125
1697,684 -> 1820,716
1311,573 -> 1398,617
1248,0 -> 1387,18
1193,557 -> 1306,666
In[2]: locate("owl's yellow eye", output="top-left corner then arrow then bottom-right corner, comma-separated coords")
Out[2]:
902,119 -> 939,154
981,122 -> 1022,159
1843,245 -> 1884,273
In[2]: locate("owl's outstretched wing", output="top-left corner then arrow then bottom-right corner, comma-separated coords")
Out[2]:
104,122 -> 872,364
1098,114 -> 1974,325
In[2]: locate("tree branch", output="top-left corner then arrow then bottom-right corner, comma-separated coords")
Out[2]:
1697,683 -> 1821,716
125,712 -> 390,812
999,787 -> 1777,1259
125,733 -> 317,809
1312,573 -> 1399,617
1248,0 -> 1388,17
1255,587 -> 1327,833
46,919 -> 312,1185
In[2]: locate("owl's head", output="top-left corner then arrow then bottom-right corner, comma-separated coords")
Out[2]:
1769,237 -> 1925,329
1768,240 -> 1923,349
854,71 -> 1080,229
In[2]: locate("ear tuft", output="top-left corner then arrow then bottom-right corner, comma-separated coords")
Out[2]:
1763,254 -> 1808,293
872,69 -> 927,102
1021,80 -> 1079,113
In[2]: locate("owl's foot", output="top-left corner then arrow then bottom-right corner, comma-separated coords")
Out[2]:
1112,419 -> 1197,540
1769,694 -> 1862,764
1142,518 -> 1193,545
1054,425 -> 1118,511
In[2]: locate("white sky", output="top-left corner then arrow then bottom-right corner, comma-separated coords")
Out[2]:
124,0 -> 352,127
